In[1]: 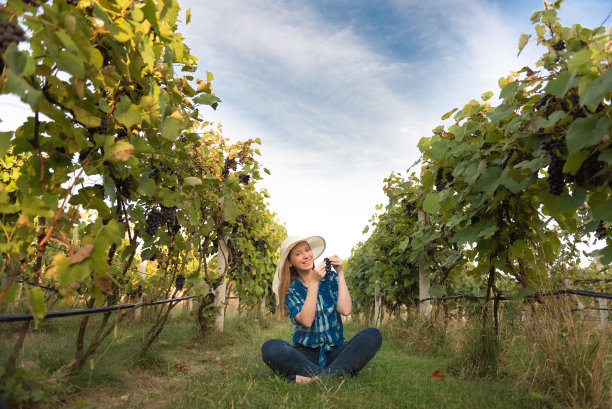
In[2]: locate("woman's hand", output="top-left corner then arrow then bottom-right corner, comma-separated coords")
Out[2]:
327,255 -> 344,274
311,261 -> 327,283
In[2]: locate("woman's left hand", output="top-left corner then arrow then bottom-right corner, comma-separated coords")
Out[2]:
327,255 -> 343,273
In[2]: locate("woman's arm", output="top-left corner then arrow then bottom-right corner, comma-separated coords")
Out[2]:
330,255 -> 352,316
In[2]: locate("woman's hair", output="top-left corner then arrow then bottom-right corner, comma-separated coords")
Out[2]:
276,255 -> 298,318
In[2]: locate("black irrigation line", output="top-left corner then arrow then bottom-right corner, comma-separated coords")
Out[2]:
418,288 -> 612,303
0,295 -> 196,323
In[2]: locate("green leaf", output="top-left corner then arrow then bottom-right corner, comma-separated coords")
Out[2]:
441,108 -> 458,120
453,220 -> 496,246
567,49 -> 592,75
0,132 -> 12,158
579,67 -> 612,107
598,148 -> 612,163
592,200 -> 612,222
192,93 -> 222,107
21,196 -> 54,217
545,70 -> 577,98
474,166 -> 502,196
160,117 -> 182,140
72,105 -> 101,128
566,116 -> 612,153
362,225 -> 369,234
562,151 -> 589,174
114,96 -> 142,127
517,33 -> 531,56
139,177 -> 156,196
28,286 -> 46,328
422,192 -> 440,214
1,282 -> 20,303
558,188 -> 586,211
56,51 -> 84,78
487,104 -> 515,124
108,18 -> 134,42
534,110 -> 566,129
428,284 -> 445,298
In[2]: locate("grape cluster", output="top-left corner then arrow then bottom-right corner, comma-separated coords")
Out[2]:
552,40 -> 565,51
540,138 -> 566,196
324,257 -> 331,275
145,209 -> 163,236
0,20 -> 25,52
435,168 -> 454,191
117,175 -> 134,197
503,149 -> 528,168
160,206 -> 177,225
570,153 -> 605,188
175,274 -> 185,290
177,135 -> 188,143
256,239 -> 267,252
239,173 -> 250,184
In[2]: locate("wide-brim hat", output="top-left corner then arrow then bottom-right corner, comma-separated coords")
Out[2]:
272,235 -> 326,303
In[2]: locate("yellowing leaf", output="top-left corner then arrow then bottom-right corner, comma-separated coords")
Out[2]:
518,33 -> 531,56
183,176 -> 202,187
71,244 -> 94,265
73,105 -> 101,128
107,140 -> 134,162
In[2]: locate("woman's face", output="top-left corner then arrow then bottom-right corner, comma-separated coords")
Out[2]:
288,241 -> 314,273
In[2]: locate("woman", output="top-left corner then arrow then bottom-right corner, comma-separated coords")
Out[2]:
261,235 -> 382,384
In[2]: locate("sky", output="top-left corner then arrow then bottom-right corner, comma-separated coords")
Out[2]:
0,0 -> 610,259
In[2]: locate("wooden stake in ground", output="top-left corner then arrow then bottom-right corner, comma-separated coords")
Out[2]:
214,235 -> 229,331
374,279 -> 382,328
418,169 -> 431,318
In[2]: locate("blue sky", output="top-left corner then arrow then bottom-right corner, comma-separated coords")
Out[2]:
178,0 -> 610,258
0,0 -> 609,259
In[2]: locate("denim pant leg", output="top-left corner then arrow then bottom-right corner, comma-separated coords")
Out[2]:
261,339 -> 322,378
323,327 -> 382,376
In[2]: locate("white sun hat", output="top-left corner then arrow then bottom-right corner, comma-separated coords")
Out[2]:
272,235 -> 326,303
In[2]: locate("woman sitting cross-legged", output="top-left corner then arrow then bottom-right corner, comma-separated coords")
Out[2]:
261,235 -> 382,384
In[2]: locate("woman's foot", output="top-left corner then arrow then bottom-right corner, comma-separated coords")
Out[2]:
295,375 -> 318,384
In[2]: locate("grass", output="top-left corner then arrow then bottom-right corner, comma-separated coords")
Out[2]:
1,305 -> 608,408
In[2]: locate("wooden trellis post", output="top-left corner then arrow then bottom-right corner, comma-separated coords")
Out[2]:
214,235 -> 228,331
374,279 -> 382,327
418,168 -> 432,318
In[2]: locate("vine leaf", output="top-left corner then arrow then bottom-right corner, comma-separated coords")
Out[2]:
517,33 -> 531,56
566,116 -> 612,153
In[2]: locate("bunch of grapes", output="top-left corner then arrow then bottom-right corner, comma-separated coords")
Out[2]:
324,258 -> 332,275
239,173 -> 250,184
66,0 -> 79,6
117,175 -> 134,197
570,153 -> 605,188
160,206 -> 177,225
540,138 -> 567,196
145,209 -> 163,236
175,274 -> 185,290
503,149 -> 528,168
435,168 -> 454,191
595,221 -> 607,240
256,239 -> 267,252
0,20 -> 25,52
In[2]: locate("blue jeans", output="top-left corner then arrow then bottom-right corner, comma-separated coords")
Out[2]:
261,327 -> 382,380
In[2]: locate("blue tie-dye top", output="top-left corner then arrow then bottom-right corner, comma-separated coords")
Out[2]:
284,270 -> 345,366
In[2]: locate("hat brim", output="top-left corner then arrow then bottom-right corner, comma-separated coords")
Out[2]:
272,235 -> 326,303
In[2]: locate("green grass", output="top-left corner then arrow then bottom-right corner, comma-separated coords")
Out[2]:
0,311 -> 573,408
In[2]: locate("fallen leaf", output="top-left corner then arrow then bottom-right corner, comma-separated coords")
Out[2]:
120,395 -> 129,401
431,370 -> 445,380
214,356 -> 221,363
71,244 -> 94,265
